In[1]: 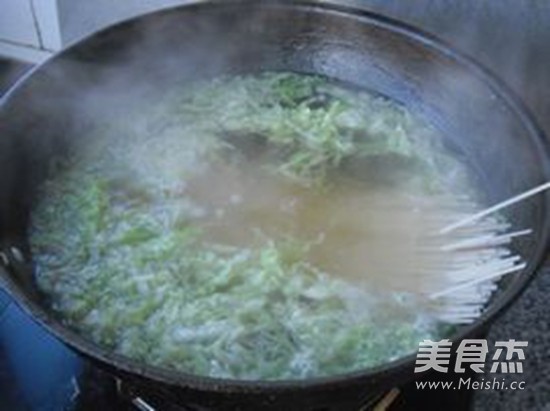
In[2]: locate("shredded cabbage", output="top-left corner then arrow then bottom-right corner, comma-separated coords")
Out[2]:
30,72 -> 461,380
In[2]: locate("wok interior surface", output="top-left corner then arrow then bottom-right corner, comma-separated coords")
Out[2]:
0,2 -> 548,409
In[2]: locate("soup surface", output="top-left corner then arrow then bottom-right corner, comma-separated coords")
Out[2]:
31,72 -> 486,380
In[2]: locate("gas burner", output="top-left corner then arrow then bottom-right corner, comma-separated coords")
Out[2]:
69,362 -> 476,411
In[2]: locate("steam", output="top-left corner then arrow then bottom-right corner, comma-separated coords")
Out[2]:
0,1 -> 544,308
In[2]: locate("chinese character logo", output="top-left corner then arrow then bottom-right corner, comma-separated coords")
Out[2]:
455,339 -> 488,373
490,340 -> 528,373
414,339 -> 527,374
414,339 -> 453,373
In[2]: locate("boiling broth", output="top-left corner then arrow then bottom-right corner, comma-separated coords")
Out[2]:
30,72 -> 488,380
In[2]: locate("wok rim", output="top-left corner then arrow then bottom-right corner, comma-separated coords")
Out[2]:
1,0 -> 549,395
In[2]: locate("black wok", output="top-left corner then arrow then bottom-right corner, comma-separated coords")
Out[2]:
0,1 -> 548,410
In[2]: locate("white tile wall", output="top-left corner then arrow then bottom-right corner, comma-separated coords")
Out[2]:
0,0 -> 40,47
32,0 -> 62,51
0,0 -> 197,62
